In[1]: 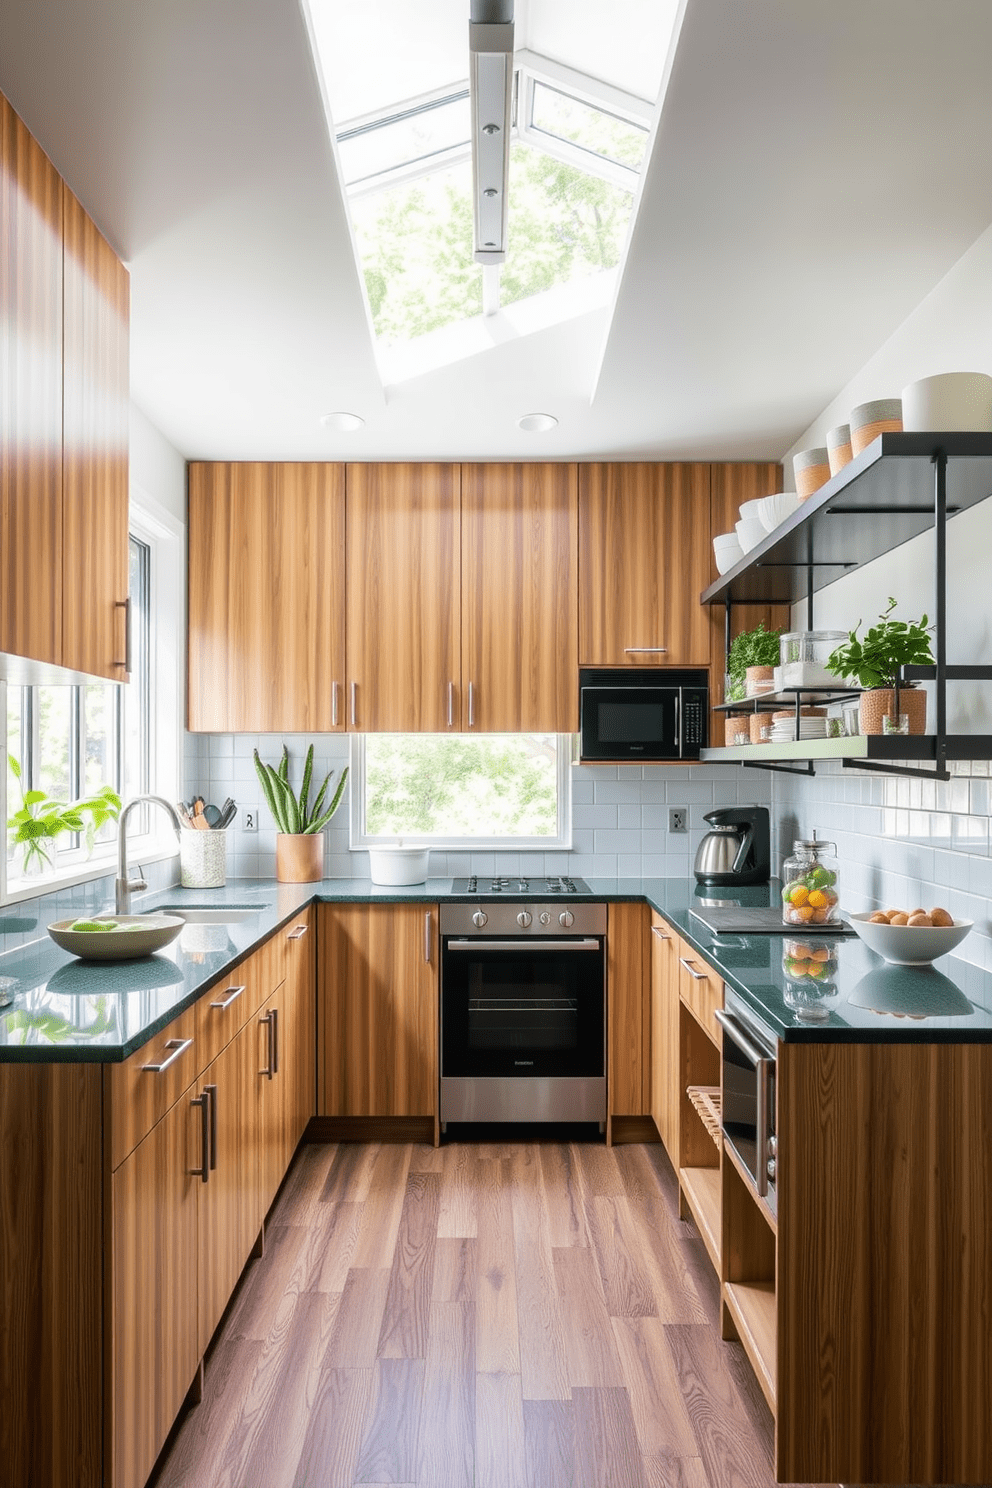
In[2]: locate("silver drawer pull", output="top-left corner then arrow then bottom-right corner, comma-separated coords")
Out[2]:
424,911 -> 432,964
651,927 -> 671,940
209,983 -> 245,1010
287,924 -> 309,940
679,957 -> 707,981
260,1012 -> 275,1079
190,1090 -> 210,1182
142,1036 -> 193,1073
624,646 -> 668,654
331,680 -> 340,728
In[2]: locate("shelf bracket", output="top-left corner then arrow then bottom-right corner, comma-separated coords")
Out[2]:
741,759 -> 816,777
842,758 -> 950,782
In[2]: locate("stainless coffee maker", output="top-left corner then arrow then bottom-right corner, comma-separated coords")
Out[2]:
693,806 -> 770,886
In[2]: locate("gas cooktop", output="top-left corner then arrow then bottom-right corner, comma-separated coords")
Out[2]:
452,875 -> 591,895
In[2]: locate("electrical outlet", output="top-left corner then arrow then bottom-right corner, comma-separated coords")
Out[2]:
243,809 -> 258,832
668,807 -> 687,833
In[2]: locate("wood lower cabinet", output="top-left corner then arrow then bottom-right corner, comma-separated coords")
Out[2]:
187,463 -> 346,732
346,462 -> 460,732
318,903 -> 438,1117
607,901 -> 651,1120
0,93 -> 64,668
461,462 -> 578,732
282,910 -> 316,1151
648,914 -> 680,1158
579,463 -> 712,667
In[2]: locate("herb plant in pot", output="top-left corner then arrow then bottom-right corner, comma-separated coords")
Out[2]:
6,755 -> 121,878
253,745 -> 348,882
824,598 -> 934,736
726,621 -> 784,703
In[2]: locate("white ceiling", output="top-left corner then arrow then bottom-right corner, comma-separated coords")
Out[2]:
3,0 -> 992,462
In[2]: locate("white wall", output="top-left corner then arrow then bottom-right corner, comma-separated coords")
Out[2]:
131,401 -> 186,524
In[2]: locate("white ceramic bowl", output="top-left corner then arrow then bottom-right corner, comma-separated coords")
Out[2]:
738,497 -> 764,523
757,491 -> 803,532
712,532 -> 744,574
847,911 -> 972,966
902,372 -> 992,432
47,914 -> 185,961
735,517 -> 766,553
368,846 -> 431,885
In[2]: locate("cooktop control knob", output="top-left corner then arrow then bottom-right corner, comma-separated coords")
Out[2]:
472,910 -> 488,928
559,910 -> 574,928
539,910 -> 552,926
517,910 -> 533,929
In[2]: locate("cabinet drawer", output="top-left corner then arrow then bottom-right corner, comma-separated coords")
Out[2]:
106,1005 -> 199,1170
678,948 -> 722,1045
196,923 -> 296,1066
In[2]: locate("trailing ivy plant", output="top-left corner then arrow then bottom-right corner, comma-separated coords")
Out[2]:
6,755 -> 121,873
824,597 -> 935,690
725,622 -> 784,702
253,744 -> 348,835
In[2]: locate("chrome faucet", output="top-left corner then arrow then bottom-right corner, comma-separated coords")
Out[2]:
115,795 -> 183,915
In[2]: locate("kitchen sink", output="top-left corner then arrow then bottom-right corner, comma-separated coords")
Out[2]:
149,903 -> 270,924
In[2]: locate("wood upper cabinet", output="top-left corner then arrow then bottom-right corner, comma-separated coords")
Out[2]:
61,183 -> 130,680
318,902 -> 438,1117
579,463 -> 711,667
0,94 -> 64,667
649,914 -> 679,1160
346,462 -> 460,732
461,462 -> 578,732
187,462 -> 346,732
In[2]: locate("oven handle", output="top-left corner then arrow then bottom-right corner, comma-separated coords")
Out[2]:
446,939 -> 601,952
714,1008 -> 775,1198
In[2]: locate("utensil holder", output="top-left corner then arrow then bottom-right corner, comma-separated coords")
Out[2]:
180,828 -> 227,888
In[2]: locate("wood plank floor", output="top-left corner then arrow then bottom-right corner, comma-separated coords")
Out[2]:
150,1139 -> 833,1488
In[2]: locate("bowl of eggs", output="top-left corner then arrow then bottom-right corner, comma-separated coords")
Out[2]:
847,907 -> 972,966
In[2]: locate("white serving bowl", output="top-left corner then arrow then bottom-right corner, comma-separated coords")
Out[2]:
757,490 -> 803,532
47,914 -> 185,961
847,911 -> 972,966
368,845 -> 431,885
735,517 -> 766,553
901,371 -> 992,432
738,497 -> 764,523
713,532 -> 744,574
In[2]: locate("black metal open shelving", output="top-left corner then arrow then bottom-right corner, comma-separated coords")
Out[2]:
699,433 -> 992,780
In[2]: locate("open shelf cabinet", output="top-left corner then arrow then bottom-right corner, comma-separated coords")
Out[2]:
700,432 -> 992,779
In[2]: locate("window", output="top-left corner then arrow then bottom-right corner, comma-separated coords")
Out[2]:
351,734 -> 572,850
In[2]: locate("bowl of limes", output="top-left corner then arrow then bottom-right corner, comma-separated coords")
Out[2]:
47,914 -> 184,961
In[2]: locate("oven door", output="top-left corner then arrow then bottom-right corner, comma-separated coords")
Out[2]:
441,938 -> 606,1079
714,1007 -> 776,1203
580,686 -> 680,760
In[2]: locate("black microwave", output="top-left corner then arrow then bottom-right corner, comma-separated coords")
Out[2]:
579,668 -> 709,762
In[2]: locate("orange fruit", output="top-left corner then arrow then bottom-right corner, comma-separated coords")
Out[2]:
791,905 -> 814,923
788,884 -> 809,906
807,889 -> 828,909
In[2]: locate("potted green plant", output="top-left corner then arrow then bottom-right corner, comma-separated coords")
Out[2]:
725,621 -> 783,703
824,597 -> 934,735
6,755 -> 121,877
253,744 -> 348,882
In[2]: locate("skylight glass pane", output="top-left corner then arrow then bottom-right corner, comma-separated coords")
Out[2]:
338,93 -> 471,188
530,82 -> 647,171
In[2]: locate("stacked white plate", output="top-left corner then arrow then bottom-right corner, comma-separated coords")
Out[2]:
770,717 -> 829,742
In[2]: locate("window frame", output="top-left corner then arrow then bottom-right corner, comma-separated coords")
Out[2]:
349,733 -> 574,852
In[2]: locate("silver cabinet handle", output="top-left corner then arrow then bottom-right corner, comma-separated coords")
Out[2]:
679,957 -> 707,980
142,1036 -> 193,1073
350,681 -> 358,728
468,681 -> 475,728
624,647 -> 667,654
447,939 -> 601,952
424,911 -> 432,963
204,1083 -> 218,1170
115,596 -> 132,672
191,1091 -> 210,1183
447,681 -> 454,728
271,1007 -> 279,1076
287,923 -> 309,941
332,681 -> 339,728
209,983 -> 245,1010
260,1012 -> 274,1080
651,927 -> 671,940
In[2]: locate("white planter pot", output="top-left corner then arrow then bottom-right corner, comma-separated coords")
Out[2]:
368,846 -> 431,885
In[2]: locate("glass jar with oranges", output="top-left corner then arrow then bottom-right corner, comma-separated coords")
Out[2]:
781,838 -> 840,926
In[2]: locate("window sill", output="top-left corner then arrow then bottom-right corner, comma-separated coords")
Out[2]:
2,840 -> 179,908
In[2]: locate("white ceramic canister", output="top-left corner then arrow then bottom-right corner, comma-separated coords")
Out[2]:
368,844 -> 431,885
901,372 -> 992,432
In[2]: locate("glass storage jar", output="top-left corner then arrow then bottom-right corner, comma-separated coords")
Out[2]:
781,838 -> 840,926
778,630 -> 846,689
782,938 -> 842,1022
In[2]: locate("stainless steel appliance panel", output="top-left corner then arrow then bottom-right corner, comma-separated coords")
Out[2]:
440,1075 -> 607,1124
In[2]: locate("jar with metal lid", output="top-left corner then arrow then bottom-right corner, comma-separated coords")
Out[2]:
781,838 -> 840,926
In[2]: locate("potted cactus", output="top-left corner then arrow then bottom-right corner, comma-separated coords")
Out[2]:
253,744 -> 348,882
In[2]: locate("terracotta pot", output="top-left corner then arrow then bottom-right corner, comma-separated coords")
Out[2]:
749,712 -> 776,744
745,665 -> 775,696
858,686 -> 927,736
725,716 -> 751,747
276,832 -> 325,883
793,446 -> 830,500
849,398 -> 902,455
826,423 -> 853,475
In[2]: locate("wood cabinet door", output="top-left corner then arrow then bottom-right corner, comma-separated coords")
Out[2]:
110,1091 -> 198,1488
346,462 -> 460,732
255,982 -> 287,1219
461,462 -> 578,732
607,901 -> 650,1118
188,462 -> 346,732
649,915 -> 680,1160
318,903 -> 438,1117
1,95 -> 64,666
281,909 -> 316,1153
61,183 -> 129,680
196,1033 -> 252,1356
579,463 -> 711,667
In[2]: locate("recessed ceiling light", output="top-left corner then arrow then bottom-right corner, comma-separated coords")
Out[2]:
517,413 -> 558,433
320,411 -> 365,431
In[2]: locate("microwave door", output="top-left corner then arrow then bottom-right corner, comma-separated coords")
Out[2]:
584,688 -> 679,759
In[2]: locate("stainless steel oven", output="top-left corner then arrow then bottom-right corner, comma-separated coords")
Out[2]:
715,993 -> 778,1213
440,887 -> 607,1127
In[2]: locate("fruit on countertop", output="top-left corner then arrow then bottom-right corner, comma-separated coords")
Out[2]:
70,918 -> 116,932
868,905 -> 954,927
